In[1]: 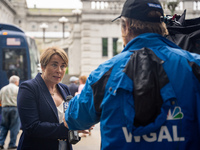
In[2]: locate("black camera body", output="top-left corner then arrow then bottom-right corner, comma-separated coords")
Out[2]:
68,130 -> 80,144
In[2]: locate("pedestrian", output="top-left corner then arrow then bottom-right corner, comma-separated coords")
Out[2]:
68,76 -> 79,97
75,75 -> 87,96
0,75 -> 20,149
17,47 -> 89,150
64,0 -> 200,149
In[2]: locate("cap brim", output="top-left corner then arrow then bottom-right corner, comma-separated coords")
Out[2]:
112,15 -> 121,22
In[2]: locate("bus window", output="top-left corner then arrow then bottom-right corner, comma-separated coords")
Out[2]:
2,48 -> 27,80
26,37 -> 40,78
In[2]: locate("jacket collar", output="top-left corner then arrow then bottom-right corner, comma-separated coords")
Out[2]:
122,33 -> 180,52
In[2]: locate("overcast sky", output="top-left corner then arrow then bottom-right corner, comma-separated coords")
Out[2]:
26,0 -> 82,9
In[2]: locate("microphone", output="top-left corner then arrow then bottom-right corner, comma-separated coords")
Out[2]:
63,95 -> 73,112
64,95 -> 80,144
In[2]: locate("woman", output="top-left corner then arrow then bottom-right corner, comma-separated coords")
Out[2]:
75,75 -> 87,95
17,47 -> 72,150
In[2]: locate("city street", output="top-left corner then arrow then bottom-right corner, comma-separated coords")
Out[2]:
4,123 -> 101,150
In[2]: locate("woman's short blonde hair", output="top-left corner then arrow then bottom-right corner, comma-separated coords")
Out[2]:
121,11 -> 168,37
40,46 -> 68,68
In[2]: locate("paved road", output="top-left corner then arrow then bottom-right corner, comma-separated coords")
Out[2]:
4,123 -> 101,150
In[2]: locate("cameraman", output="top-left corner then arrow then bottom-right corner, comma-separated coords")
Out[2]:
65,0 -> 200,149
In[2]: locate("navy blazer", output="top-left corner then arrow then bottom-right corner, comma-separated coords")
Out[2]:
17,73 -> 72,150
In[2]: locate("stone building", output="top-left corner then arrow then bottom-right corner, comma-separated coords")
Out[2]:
0,0 -> 16,24
1,0 -> 200,78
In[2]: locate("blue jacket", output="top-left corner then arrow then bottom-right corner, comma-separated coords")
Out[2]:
17,73 -> 72,150
65,33 -> 200,150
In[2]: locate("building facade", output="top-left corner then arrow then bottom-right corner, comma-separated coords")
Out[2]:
1,0 -> 200,77
0,0 -> 16,24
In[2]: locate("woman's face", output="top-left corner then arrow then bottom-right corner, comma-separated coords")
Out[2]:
42,54 -> 67,85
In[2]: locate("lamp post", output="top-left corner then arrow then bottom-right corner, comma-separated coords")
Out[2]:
40,23 -> 48,43
59,17 -> 68,38
72,9 -> 82,23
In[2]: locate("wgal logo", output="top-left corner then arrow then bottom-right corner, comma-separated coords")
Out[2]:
122,106 -> 185,143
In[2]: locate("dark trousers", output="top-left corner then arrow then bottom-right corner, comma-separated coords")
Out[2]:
0,107 -> 20,147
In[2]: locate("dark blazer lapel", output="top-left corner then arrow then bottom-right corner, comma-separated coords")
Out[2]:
35,73 -> 59,122
57,84 -> 68,101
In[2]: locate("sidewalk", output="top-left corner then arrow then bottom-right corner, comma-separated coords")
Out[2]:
4,123 -> 101,150
3,130 -> 21,150
73,123 -> 101,150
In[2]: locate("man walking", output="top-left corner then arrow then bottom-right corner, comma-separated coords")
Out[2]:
0,75 -> 20,149
68,76 -> 79,97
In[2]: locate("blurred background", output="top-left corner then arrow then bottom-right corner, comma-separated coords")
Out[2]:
0,0 -> 200,149
0,0 -> 199,83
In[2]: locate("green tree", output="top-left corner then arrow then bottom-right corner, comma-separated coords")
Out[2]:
167,1 -> 180,16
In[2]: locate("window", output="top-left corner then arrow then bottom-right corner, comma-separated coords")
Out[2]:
113,38 -> 118,56
175,2 -> 183,11
3,48 -> 27,80
194,1 -> 200,10
102,38 -> 108,56
26,37 -> 40,78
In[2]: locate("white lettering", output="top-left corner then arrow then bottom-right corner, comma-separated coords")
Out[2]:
147,3 -> 162,8
134,136 -> 141,142
143,133 -> 157,142
172,126 -> 185,141
122,127 -> 132,143
158,126 -> 172,142
122,126 -> 185,143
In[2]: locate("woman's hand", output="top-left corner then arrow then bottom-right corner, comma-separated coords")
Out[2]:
63,116 -> 68,128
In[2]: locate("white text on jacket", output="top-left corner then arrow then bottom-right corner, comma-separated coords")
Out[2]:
122,126 -> 185,143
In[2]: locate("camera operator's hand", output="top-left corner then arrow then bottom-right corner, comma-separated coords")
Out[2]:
78,130 -> 89,134
63,115 -> 94,134
78,125 -> 94,133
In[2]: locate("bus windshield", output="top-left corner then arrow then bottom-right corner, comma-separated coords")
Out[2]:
2,48 -> 27,80
26,37 -> 40,78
